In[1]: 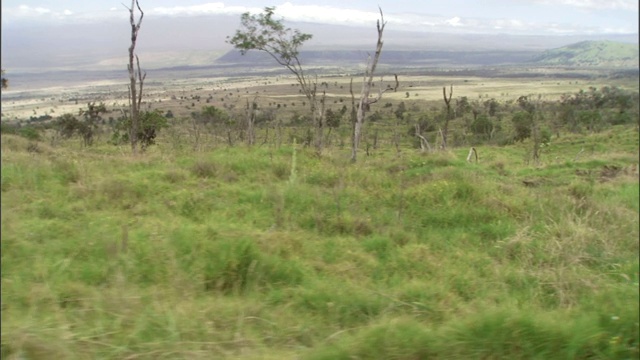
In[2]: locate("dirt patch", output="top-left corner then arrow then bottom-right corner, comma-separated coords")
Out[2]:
599,164 -> 639,182
600,165 -> 622,180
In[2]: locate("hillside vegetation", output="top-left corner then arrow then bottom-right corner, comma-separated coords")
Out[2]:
534,41 -> 640,68
1,123 -> 638,359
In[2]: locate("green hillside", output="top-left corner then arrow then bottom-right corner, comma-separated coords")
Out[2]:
534,40 -> 639,67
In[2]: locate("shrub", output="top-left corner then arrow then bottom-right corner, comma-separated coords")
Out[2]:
111,110 -> 168,150
511,111 -> 532,141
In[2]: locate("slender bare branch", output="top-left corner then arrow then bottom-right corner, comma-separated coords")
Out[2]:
126,0 -> 144,155
351,8 -> 393,162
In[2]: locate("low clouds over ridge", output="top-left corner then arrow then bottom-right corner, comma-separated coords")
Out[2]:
1,1 -> 638,35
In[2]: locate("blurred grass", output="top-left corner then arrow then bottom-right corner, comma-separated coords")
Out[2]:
1,125 -> 638,359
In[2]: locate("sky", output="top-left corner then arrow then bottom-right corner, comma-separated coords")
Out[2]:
2,0 -> 639,35
1,0 -> 638,75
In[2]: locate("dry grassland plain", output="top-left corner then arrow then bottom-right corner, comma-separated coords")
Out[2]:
2,71 -> 638,122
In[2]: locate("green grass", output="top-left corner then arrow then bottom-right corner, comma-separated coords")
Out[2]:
1,125 -> 638,359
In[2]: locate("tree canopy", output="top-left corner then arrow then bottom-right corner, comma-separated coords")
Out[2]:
227,7 -> 312,67
227,7 -> 313,97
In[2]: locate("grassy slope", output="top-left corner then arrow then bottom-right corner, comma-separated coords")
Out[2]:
1,126 -> 639,359
534,40 -> 640,67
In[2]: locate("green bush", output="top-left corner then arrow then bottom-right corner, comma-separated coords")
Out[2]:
9,126 -> 42,141
111,110 -> 168,150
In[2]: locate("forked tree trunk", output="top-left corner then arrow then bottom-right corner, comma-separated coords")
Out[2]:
441,85 -> 453,150
126,0 -> 145,155
351,9 -> 398,162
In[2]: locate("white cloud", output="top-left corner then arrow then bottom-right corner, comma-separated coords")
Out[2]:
151,2 -> 256,16
493,19 -> 525,29
149,2 -> 380,26
534,0 -> 638,11
446,17 -> 463,27
3,4 -> 125,23
1,1 -> 636,35
275,2 -> 378,26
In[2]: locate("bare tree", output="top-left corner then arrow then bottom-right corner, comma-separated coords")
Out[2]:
415,123 -> 432,153
351,9 -> 398,162
441,85 -> 453,150
125,0 -> 145,155
245,97 -> 258,146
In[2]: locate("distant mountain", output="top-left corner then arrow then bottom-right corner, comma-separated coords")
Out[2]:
216,49 -> 540,68
533,41 -> 639,68
2,11 -> 637,74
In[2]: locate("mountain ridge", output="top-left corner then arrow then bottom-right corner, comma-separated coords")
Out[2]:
533,40 -> 639,67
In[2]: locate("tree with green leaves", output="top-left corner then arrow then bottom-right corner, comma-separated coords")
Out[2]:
56,113 -> 82,139
79,102 -> 107,146
227,7 -> 325,152
112,110 -> 168,151
54,102 -> 107,147
470,114 -> 494,139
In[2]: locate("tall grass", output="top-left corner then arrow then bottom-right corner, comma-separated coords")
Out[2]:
1,125 -> 638,359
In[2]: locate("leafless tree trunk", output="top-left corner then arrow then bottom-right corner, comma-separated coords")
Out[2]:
349,77 -> 357,153
126,0 -> 145,155
316,90 -> 326,153
441,85 -> 453,150
276,119 -> 283,148
415,123 -> 432,153
190,117 -> 202,152
466,147 -> 478,163
245,97 -> 258,146
392,112 -> 401,154
351,8 -> 398,162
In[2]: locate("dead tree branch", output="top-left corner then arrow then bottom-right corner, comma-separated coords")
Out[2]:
125,0 -> 144,155
441,85 -> 453,150
415,124 -> 432,153
466,147 -> 478,163
351,8 -> 398,162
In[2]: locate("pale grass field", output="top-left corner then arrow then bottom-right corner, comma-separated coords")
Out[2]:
2,72 -> 637,121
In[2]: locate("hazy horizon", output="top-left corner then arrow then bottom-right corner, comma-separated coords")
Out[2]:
1,0 -> 638,74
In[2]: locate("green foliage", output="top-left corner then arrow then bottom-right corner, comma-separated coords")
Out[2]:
559,86 -> 638,132
0,122 -> 18,135
1,123 -> 41,141
54,103 -> 107,146
56,113 -> 81,139
111,110 -> 168,150
325,108 -> 342,128
394,101 -> 406,120
485,98 -> 500,116
455,96 -> 472,117
512,111 -> 533,141
18,126 -> 41,141
227,7 -> 313,67
79,102 -> 107,146
470,114 -> 494,138
199,105 -> 230,125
